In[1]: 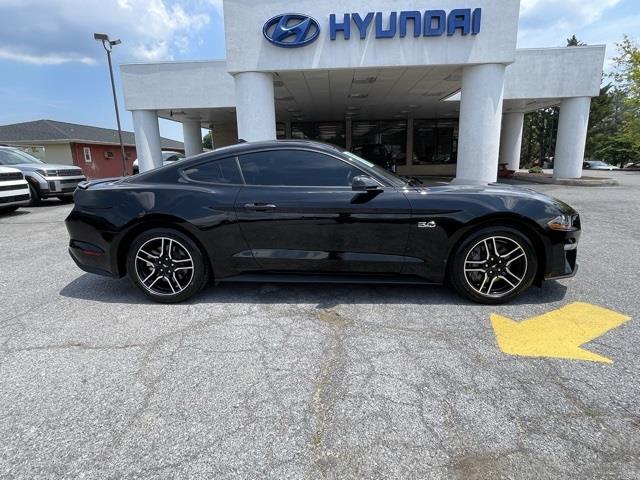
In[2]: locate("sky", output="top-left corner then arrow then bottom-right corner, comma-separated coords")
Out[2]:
0,0 -> 638,142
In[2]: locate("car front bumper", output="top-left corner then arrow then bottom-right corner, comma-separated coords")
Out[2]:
544,228 -> 580,280
0,181 -> 31,207
40,175 -> 87,197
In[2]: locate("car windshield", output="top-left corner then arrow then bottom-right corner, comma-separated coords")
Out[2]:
0,148 -> 44,165
590,161 -> 608,167
342,151 -> 407,188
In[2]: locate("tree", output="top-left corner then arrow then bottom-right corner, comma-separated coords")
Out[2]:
202,131 -> 213,149
601,35 -> 640,166
566,35 -> 586,47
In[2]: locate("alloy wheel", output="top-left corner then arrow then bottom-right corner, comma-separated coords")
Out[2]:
463,235 -> 528,298
134,237 -> 195,296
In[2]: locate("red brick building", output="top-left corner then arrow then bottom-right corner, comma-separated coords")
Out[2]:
0,119 -> 184,179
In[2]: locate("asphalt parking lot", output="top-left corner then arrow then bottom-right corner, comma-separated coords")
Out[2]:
1,171 -> 639,479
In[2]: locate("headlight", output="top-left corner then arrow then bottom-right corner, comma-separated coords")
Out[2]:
35,169 -> 48,177
548,214 -> 574,231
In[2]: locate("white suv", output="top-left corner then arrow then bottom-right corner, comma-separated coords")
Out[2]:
0,166 -> 30,213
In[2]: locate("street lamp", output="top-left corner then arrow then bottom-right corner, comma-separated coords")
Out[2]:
94,33 -> 128,176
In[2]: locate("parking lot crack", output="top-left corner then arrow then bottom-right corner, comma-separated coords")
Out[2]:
309,308 -> 353,477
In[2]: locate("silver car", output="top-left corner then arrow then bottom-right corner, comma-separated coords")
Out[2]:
0,146 -> 86,205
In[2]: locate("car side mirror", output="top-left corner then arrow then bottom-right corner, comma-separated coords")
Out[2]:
352,175 -> 383,192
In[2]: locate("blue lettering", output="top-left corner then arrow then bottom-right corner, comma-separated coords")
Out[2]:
447,9 -> 471,36
423,10 -> 446,36
472,8 -> 481,35
352,12 -> 374,39
399,11 -> 421,38
375,11 -> 397,39
330,13 -> 351,40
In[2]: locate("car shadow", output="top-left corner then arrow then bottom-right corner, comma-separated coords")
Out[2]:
59,273 -> 569,308
0,209 -> 30,218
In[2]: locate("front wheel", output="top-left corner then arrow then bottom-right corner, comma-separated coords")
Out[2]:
449,227 -> 538,304
126,228 -> 209,303
28,184 -> 41,206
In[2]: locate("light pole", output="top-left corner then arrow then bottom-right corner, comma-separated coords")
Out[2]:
94,33 -> 128,176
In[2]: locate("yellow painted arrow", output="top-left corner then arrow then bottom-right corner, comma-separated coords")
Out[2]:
491,302 -> 631,364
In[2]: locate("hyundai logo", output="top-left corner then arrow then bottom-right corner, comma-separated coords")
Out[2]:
263,14 -> 321,48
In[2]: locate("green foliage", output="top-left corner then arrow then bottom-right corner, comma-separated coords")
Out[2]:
566,35 -> 586,47
202,131 -> 213,149
528,166 -> 543,174
521,35 -> 640,168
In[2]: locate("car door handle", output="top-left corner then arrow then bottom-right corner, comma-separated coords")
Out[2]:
243,203 -> 277,211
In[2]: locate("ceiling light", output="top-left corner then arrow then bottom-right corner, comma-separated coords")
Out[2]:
273,80 -> 285,87
276,96 -> 294,101
352,77 -> 377,84
348,93 -> 368,99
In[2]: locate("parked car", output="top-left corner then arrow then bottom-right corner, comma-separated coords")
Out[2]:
132,151 -> 186,175
623,161 -> 640,171
66,140 -> 581,305
0,146 -> 86,205
352,144 -> 396,173
0,166 -> 30,213
583,160 -> 619,171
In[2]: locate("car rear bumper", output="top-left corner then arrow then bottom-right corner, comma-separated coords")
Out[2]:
66,211 -> 120,278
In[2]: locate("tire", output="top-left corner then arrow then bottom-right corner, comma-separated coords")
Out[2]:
126,228 -> 209,303
28,184 -> 41,206
449,226 -> 538,305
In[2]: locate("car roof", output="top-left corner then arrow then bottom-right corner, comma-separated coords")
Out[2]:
206,139 -> 343,158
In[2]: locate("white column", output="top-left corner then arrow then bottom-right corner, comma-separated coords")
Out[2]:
132,110 -> 162,172
455,63 -> 506,184
182,120 -> 203,157
499,112 -> 524,171
233,72 -> 277,142
554,97 -> 591,179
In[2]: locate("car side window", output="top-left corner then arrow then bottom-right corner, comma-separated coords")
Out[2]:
183,157 -> 243,185
238,150 -> 364,187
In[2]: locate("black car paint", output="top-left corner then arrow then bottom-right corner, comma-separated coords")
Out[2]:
66,140 -> 579,287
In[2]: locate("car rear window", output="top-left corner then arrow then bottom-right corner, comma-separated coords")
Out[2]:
183,157 -> 243,185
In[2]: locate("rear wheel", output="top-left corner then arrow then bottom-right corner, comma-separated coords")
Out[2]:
126,228 -> 209,303
449,227 -> 537,304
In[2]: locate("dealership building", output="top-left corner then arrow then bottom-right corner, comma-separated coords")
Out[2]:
121,0 -> 605,183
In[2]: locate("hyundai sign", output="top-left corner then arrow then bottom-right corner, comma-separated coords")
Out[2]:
263,9 -> 481,48
263,14 -> 321,48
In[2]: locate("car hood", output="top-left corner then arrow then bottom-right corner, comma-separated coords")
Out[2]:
11,163 -> 84,172
408,183 -> 576,214
0,166 -> 22,174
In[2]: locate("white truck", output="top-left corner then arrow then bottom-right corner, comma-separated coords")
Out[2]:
0,166 -> 31,213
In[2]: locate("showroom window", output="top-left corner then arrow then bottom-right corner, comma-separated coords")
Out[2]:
238,150 -> 362,187
291,122 -> 346,148
352,120 -> 407,166
413,119 -> 459,165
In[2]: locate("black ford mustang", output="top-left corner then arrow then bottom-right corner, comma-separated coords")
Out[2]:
65,140 -> 580,304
